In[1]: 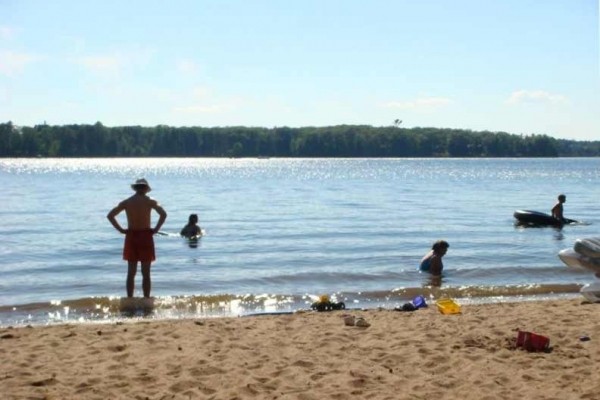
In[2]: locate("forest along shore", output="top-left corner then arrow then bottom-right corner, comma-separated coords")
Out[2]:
2,122 -> 600,157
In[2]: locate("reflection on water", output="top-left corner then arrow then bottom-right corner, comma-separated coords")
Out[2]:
553,230 -> 565,241
0,284 -> 585,326
0,157 -> 599,326
119,297 -> 155,318
425,275 -> 443,288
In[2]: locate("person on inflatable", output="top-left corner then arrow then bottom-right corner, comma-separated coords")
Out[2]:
551,194 -> 567,223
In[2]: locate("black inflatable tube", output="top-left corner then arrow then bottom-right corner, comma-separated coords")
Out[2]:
513,209 -> 573,226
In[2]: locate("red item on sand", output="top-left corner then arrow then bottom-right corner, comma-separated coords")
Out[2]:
516,331 -> 550,352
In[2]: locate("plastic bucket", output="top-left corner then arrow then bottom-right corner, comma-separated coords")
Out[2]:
516,331 -> 550,352
412,295 -> 427,309
436,298 -> 461,314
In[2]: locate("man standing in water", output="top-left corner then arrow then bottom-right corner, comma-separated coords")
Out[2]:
107,178 -> 167,298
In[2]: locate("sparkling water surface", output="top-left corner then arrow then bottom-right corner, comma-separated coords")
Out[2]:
1,158 -> 599,325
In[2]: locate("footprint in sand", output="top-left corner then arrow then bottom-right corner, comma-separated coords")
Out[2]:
30,377 -> 57,387
292,360 -> 314,368
188,366 -> 225,377
108,344 -> 127,352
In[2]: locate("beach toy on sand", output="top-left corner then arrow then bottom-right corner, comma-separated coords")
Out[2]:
394,295 -> 428,312
412,295 -> 427,309
436,298 -> 461,314
516,331 -> 550,352
311,296 -> 346,312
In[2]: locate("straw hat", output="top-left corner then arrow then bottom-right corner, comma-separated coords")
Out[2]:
131,178 -> 151,192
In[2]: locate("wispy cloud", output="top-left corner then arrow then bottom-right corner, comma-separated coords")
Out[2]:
171,86 -> 240,114
0,51 -> 39,76
191,86 -> 211,99
172,104 -> 229,114
506,89 -> 567,105
0,85 -> 8,102
0,26 -> 15,40
73,48 -> 155,78
382,96 -> 453,110
74,55 -> 123,75
177,59 -> 200,74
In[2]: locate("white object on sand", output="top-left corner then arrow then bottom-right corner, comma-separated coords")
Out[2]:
580,282 -> 600,303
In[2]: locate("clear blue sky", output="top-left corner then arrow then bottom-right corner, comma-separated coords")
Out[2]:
0,0 -> 598,140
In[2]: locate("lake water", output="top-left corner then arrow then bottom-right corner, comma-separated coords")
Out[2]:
1,158 -> 599,326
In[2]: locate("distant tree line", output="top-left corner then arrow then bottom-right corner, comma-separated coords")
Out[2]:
0,121 -> 598,157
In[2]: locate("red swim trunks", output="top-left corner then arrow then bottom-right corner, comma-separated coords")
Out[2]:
123,229 -> 155,263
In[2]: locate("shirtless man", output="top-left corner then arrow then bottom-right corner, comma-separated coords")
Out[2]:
107,178 -> 167,298
551,194 -> 566,223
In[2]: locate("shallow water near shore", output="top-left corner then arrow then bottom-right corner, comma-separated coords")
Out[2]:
1,157 -> 599,326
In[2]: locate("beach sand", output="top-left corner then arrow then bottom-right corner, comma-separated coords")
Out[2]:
1,298 -> 600,400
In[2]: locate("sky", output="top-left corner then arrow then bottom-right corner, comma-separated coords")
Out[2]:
0,0 -> 598,140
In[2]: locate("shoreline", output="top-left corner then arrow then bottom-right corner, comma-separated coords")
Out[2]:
2,298 -> 600,399
0,290 -> 584,328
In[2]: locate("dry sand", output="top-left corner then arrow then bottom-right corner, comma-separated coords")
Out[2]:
2,298 -> 600,400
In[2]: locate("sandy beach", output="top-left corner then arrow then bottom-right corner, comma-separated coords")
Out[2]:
2,298 -> 600,400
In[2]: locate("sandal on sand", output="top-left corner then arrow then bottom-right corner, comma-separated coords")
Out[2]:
355,317 -> 370,328
396,303 -> 416,312
343,315 -> 356,326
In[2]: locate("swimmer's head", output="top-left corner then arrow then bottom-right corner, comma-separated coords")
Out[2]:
432,240 -> 450,254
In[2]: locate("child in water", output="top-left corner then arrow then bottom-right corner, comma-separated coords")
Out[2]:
551,194 -> 567,222
180,214 -> 202,238
419,240 -> 449,276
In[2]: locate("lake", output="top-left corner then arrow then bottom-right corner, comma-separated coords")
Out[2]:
1,157 -> 599,326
